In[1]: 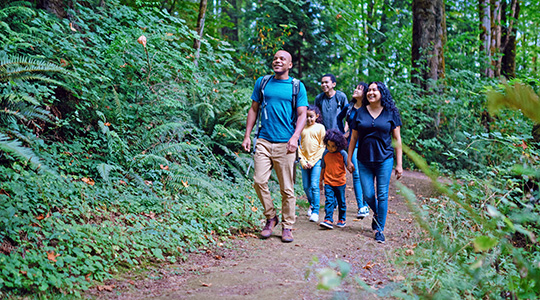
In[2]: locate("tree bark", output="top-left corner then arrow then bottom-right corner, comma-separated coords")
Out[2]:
479,0 -> 492,77
411,0 -> 447,92
501,0 -> 520,78
490,0 -> 502,77
38,0 -> 68,18
193,0 -> 208,66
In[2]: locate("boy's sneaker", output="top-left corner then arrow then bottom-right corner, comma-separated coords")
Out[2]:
336,220 -> 346,228
307,206 -> 313,217
309,213 -> 319,222
319,220 -> 333,229
356,206 -> 369,219
375,231 -> 385,243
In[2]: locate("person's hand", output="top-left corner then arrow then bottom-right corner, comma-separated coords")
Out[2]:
344,131 -> 350,139
395,165 -> 403,180
305,163 -> 313,169
242,137 -> 251,152
287,137 -> 299,153
347,160 -> 355,173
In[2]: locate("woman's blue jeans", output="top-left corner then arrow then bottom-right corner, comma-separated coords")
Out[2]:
323,184 -> 347,223
357,157 -> 394,232
351,147 -> 366,210
301,160 -> 321,214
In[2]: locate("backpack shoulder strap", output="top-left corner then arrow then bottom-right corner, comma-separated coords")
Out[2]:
292,78 -> 300,110
259,75 -> 273,102
255,75 -> 273,139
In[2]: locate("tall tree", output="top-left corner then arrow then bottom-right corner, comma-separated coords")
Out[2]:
411,0 -> 447,92
479,0 -> 493,76
193,0 -> 208,66
501,0 -> 520,78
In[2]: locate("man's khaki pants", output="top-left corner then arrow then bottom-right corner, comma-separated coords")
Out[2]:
253,138 -> 296,229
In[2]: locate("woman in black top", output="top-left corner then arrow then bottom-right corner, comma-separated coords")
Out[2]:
346,82 -> 403,243
337,82 -> 369,219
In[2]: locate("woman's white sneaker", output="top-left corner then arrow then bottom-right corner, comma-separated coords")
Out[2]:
309,213 -> 319,222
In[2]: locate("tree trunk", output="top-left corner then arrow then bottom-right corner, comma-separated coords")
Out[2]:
479,0 -> 492,77
221,0 -> 238,41
411,0 -> 447,92
38,0 -> 68,18
501,0 -> 520,79
490,0 -> 502,77
193,0 -> 208,66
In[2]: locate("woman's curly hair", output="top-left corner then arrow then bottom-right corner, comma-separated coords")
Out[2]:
362,82 -> 400,115
323,128 -> 347,151
307,104 -> 323,123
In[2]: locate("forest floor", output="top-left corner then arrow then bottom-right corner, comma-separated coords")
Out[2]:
86,170 -> 436,300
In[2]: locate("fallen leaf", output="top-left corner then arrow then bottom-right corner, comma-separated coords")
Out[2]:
182,180 -> 189,187
405,249 -> 415,256
251,206 -> 258,212
85,273 -> 92,282
97,285 -> 115,291
159,164 -> 169,170
69,22 -> 77,32
363,261 -> 377,271
81,177 -> 95,186
47,251 -> 60,262
200,281 -> 212,287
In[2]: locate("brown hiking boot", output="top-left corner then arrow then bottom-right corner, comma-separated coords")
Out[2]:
260,216 -> 279,238
281,228 -> 294,243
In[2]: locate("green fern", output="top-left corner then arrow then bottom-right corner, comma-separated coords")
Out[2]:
0,132 -> 42,170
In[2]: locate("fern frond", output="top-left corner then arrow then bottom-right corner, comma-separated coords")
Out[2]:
143,121 -> 190,143
1,92 -> 40,105
131,153 -> 171,167
150,142 -> 199,157
0,54 -> 70,83
0,132 -> 42,170
96,163 -> 123,184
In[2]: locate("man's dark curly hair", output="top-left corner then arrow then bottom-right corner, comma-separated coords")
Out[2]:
323,128 -> 347,151
307,104 -> 323,123
362,81 -> 400,115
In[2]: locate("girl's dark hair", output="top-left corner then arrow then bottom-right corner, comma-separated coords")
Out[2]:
307,104 -> 323,123
362,82 -> 400,114
324,128 -> 347,151
351,82 -> 369,104
348,81 -> 369,118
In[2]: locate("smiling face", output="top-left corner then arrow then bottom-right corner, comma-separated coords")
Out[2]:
320,76 -> 336,94
326,140 -> 338,153
366,83 -> 382,105
272,50 -> 293,77
306,110 -> 319,126
352,85 -> 364,101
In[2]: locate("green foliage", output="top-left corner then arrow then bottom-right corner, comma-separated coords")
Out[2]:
0,1 -> 264,296
392,84 -> 540,299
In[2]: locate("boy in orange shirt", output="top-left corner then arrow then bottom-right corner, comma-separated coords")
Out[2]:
319,129 -> 349,229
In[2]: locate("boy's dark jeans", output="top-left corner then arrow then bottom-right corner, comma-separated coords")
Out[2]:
323,184 -> 346,223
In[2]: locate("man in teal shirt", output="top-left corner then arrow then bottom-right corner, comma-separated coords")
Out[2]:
242,50 -> 308,243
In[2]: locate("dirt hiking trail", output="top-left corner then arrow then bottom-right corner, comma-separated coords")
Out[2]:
88,170 -> 435,299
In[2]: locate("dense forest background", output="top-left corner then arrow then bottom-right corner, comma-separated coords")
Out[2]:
1,0 -> 539,298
